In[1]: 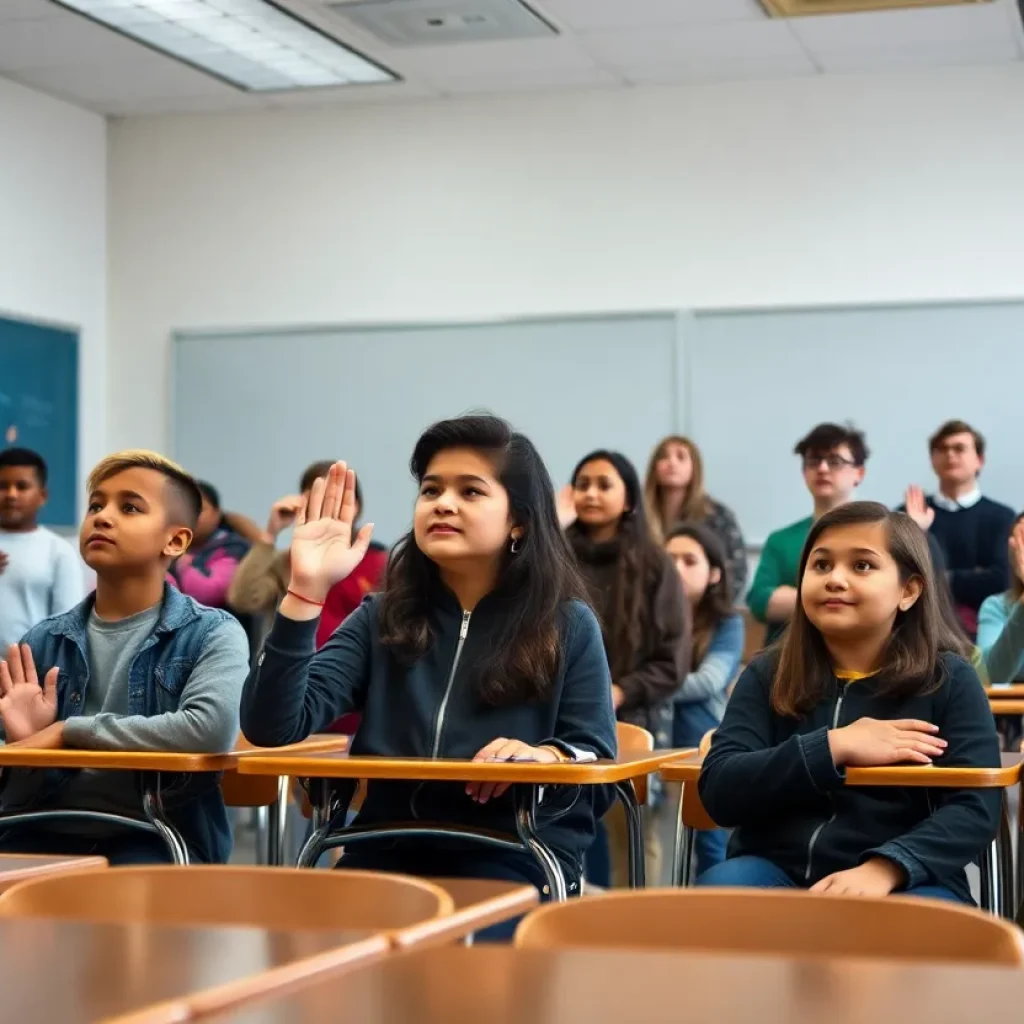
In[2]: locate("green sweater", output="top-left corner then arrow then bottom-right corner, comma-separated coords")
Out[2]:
747,516 -> 813,645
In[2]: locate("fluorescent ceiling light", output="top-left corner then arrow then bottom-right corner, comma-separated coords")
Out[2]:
53,0 -> 397,91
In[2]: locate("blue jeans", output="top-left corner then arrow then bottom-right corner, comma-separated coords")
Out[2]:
696,855 -> 968,904
0,828 -> 174,865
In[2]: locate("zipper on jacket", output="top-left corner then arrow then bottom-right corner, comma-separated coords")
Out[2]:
430,611 -> 471,759
411,611 -> 471,821
805,680 -> 849,881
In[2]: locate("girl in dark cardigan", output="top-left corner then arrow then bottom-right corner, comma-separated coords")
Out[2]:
566,449 -> 689,886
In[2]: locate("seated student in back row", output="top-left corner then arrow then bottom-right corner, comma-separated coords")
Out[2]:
0,451 -> 249,864
698,502 -> 1000,903
241,415 -> 616,926
747,423 -> 868,646
904,419 -> 1016,639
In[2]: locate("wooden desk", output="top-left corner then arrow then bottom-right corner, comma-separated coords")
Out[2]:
238,750 -> 696,896
390,878 -> 539,949
0,746 -> 235,866
985,686 -> 1024,700
227,736 -> 351,865
0,853 -> 107,893
663,754 -> 1021,914
235,749 -> 694,784
0,916 -> 386,1024
199,946 -> 1024,1024
989,700 -> 1024,716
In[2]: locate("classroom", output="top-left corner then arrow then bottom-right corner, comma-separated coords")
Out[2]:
4,0 -> 1024,1020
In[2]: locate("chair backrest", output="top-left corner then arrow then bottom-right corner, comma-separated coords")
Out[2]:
514,889 -> 1024,965
615,722 -> 654,803
0,866 -> 454,932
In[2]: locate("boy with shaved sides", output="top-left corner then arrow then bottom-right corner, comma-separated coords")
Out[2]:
0,451 -> 249,864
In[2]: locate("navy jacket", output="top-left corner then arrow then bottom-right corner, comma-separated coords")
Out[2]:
240,592 -> 618,876
699,652 -> 1000,902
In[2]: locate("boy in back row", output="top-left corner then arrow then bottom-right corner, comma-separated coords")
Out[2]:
0,448 -> 83,650
0,451 -> 249,864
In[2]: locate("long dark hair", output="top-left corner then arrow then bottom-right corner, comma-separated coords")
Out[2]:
378,414 -> 588,706
772,501 -> 971,717
666,521 -> 733,664
567,449 -> 666,679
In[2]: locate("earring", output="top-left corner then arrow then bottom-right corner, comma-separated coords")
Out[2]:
510,536 -> 521,554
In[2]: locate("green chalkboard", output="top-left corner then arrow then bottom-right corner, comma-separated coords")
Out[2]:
0,314 -> 79,527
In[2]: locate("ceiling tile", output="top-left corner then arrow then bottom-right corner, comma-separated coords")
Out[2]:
0,0 -> 61,22
9,54 -> 230,104
264,79 -> 437,105
101,90 -> 262,116
790,2 -> 1014,52
538,0 -> 766,32
625,52 -> 816,84
0,12 -> 148,71
815,36 -> 1020,72
385,34 -> 598,77
435,65 -> 620,94
581,19 -> 805,69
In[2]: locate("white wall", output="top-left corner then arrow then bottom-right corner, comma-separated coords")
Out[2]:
0,77 -> 108,506
108,64 -> 1024,454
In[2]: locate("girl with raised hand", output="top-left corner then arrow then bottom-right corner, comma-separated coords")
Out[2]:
240,415 -> 616,919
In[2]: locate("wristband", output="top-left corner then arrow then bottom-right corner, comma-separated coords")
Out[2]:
287,588 -> 325,608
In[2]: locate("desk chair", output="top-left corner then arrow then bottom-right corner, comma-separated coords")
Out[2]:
514,888 -> 1024,964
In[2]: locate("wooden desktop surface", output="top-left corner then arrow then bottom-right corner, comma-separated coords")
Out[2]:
236,749 -> 695,784
0,917 -> 385,1024
200,946 -> 1024,1024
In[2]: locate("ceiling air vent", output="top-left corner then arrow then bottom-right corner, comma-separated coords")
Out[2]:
761,0 -> 992,14
325,0 -> 556,46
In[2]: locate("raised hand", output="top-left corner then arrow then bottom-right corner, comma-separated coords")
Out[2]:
288,462 -> 374,601
1010,521 -> 1024,592
904,485 -> 935,532
0,644 -> 59,742
556,484 -> 577,529
828,717 -> 946,768
267,495 -> 305,538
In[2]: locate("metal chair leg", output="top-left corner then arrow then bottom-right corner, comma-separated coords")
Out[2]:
612,780 -> 646,888
514,785 -> 568,901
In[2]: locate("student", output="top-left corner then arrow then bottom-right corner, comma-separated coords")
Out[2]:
904,419 -> 1016,636
697,502 -> 1000,903
748,423 -> 868,646
645,435 -> 748,596
0,448 -> 82,650
170,481 -> 252,609
0,451 -> 249,865
977,512 -> 1024,687
566,450 -> 689,886
240,415 -> 617,919
228,461 -> 388,650
665,522 -> 744,873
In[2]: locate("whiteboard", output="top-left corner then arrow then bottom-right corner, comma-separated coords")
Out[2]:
173,315 -> 679,547
686,304 -> 1024,544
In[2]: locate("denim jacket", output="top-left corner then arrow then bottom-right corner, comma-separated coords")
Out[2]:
6,585 -> 236,863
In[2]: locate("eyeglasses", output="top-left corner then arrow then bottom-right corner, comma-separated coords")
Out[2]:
802,454 -> 856,471
932,442 -> 971,456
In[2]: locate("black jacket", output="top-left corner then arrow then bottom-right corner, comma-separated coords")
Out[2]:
240,592 -> 618,876
699,652 -> 1000,902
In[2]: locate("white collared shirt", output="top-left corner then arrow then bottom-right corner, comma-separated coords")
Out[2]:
932,486 -> 982,513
